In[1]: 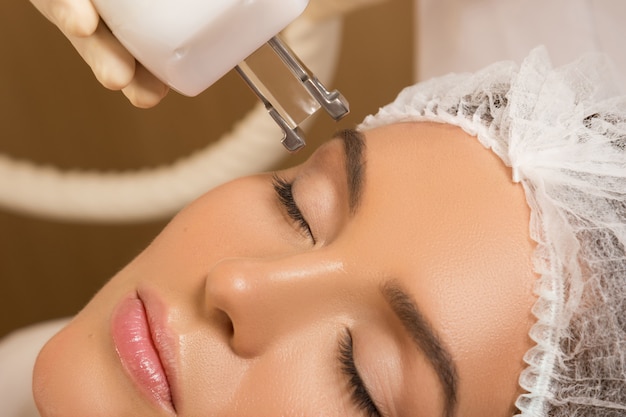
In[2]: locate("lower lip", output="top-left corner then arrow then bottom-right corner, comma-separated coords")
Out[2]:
111,295 -> 174,413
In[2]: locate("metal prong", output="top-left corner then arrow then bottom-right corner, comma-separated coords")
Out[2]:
236,35 -> 349,152
235,64 -> 306,152
267,36 -> 350,121
268,107 -> 306,152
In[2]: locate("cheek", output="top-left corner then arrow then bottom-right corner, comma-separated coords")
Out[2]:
236,343 -> 349,416
135,176 -> 300,276
33,317 -> 150,417
178,325 -> 350,417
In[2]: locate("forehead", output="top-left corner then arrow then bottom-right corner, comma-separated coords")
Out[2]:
358,122 -> 522,244
352,122 -> 537,412
359,122 -> 521,223
355,121 -> 534,303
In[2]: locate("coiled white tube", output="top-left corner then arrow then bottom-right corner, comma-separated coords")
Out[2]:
0,16 -> 342,223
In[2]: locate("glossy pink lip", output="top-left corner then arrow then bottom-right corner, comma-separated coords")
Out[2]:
111,293 -> 177,414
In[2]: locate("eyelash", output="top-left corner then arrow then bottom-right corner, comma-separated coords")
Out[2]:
272,174 -> 316,244
339,330 -> 382,417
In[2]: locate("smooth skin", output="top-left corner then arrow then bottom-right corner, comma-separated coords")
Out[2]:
33,122 -> 537,417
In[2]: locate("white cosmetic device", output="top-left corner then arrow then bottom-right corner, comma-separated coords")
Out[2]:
91,0 -> 349,151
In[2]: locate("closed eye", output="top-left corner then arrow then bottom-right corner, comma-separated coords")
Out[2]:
272,174 -> 316,244
339,329 -> 382,417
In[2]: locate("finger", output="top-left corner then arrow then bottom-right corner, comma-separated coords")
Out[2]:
68,21 -> 136,91
122,63 -> 170,108
30,0 -> 99,37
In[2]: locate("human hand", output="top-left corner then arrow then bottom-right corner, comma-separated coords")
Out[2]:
29,0 -> 169,108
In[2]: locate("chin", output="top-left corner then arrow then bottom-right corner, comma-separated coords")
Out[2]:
33,324 -> 82,417
32,313 -> 145,417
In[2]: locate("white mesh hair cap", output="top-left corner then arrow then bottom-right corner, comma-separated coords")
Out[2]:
359,46 -> 626,417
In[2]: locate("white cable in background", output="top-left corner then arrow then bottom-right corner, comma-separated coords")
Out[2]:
0,16 -> 342,223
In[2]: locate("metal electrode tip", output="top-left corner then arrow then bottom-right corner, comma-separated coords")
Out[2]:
236,35 -> 349,152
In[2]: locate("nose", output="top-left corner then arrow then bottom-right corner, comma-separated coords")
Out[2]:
204,256 -> 345,358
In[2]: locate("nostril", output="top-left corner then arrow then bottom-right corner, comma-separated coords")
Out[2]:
212,308 -> 234,339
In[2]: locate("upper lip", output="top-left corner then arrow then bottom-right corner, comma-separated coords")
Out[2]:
111,288 -> 180,414
139,288 -> 180,413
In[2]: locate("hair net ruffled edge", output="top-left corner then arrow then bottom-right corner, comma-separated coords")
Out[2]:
358,46 -> 626,416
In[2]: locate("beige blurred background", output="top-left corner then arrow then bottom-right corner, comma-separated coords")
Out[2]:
0,0 -> 414,337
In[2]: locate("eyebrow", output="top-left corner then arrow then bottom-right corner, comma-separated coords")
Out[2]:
335,129 -> 458,414
381,281 -> 459,417
335,129 -> 366,214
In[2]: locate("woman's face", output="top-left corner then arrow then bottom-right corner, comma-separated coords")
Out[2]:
34,122 -> 537,417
